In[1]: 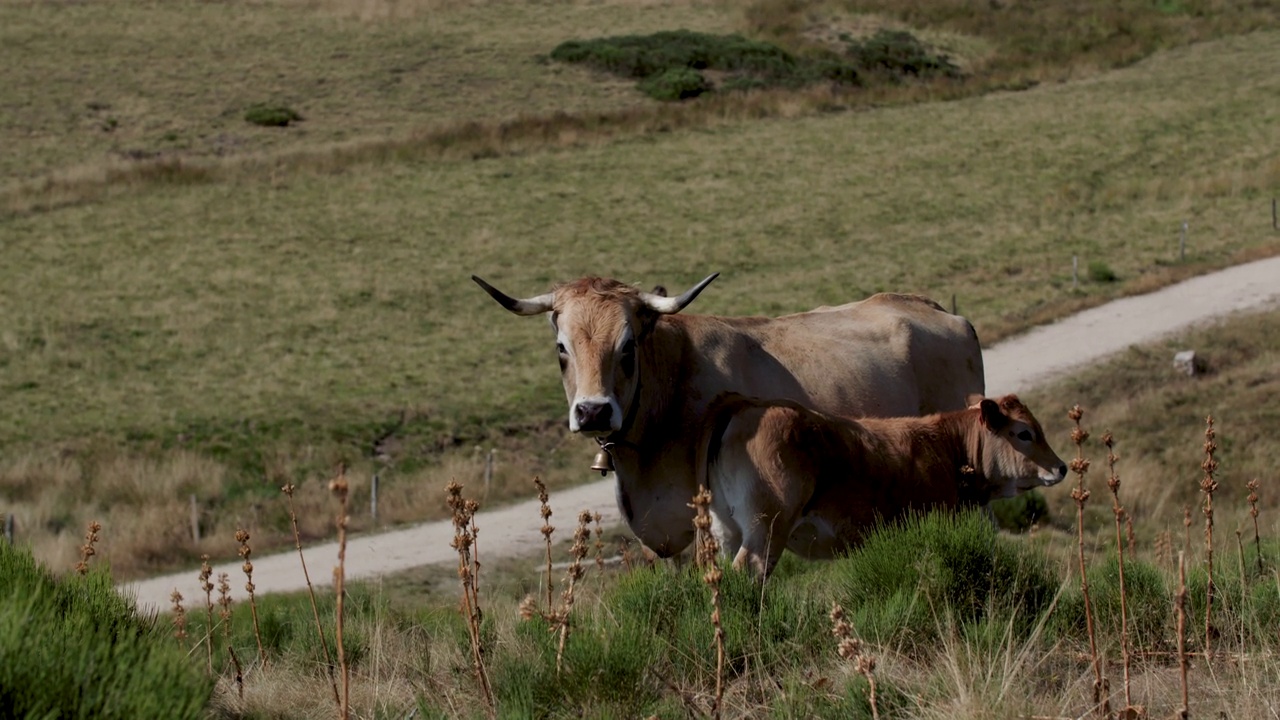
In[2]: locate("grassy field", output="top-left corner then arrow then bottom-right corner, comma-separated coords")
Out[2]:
1,0 -> 1279,579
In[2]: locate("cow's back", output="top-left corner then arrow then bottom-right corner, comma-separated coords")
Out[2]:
684,292 -> 984,420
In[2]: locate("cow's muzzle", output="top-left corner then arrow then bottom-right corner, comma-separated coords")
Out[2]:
573,400 -> 615,434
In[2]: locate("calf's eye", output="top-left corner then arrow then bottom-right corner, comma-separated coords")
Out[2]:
1017,430 -> 1033,442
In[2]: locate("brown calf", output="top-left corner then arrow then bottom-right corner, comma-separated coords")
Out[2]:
698,393 -> 1067,578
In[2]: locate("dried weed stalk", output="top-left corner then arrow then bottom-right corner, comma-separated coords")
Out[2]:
447,481 -> 495,716
170,589 -> 188,647
216,572 -> 233,642
227,644 -> 245,700
554,510 -> 593,675
1103,431 -> 1136,714
533,476 -> 555,613
1176,551 -> 1189,720
282,481 -> 340,709
1201,415 -> 1219,657
1248,479 -> 1264,576
1155,531 -> 1173,567
691,486 -> 724,720
236,528 -> 267,668
74,520 -> 101,575
330,466 -> 352,720
831,603 -> 879,720
1068,406 -> 1109,718
199,554 -> 215,675
593,511 -> 605,579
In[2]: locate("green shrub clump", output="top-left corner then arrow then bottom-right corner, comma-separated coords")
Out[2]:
830,509 -> 1057,646
845,30 -> 960,80
244,103 -> 303,127
550,29 -> 860,101
0,541 -> 213,719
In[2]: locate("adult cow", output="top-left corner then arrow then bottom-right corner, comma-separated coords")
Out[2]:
472,273 -> 985,557
697,392 -> 1067,578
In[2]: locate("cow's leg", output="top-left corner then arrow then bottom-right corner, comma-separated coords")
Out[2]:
736,508 -> 798,578
709,509 -> 742,563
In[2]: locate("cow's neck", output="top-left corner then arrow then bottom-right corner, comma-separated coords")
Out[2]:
598,319 -> 703,556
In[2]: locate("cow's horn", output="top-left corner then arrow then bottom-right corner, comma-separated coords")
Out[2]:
640,272 -> 719,314
472,275 -> 555,316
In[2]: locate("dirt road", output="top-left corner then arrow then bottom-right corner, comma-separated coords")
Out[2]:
123,255 -> 1280,612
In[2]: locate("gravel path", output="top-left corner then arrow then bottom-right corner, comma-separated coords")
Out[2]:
123,255 -> 1280,612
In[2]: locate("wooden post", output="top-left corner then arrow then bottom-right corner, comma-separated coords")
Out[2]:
484,449 -> 495,499
370,473 -> 379,522
950,293 -> 957,315
1072,255 -> 1078,290
189,494 -> 200,542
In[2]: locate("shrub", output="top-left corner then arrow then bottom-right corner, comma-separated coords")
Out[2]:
1049,556 -> 1169,648
846,30 -> 960,80
991,490 -> 1050,532
1088,259 -> 1119,282
0,541 -> 213,719
829,509 -> 1057,645
244,103 -> 303,127
550,30 -> 860,101
637,68 -> 711,101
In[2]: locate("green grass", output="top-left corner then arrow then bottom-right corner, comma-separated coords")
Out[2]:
0,542 -> 213,719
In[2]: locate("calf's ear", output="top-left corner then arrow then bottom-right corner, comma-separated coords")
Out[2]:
979,398 -> 1009,431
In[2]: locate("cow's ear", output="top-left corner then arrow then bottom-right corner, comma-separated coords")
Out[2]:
979,398 -> 1008,431
965,393 -> 985,408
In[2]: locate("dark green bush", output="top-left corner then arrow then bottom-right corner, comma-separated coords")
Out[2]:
991,490 -> 1050,532
244,103 -> 303,127
1088,259 -> 1119,282
0,541 -> 213,719
550,29 -> 860,101
637,67 -> 712,101
830,510 -> 1057,645
846,30 -> 960,80
1049,556 -> 1169,648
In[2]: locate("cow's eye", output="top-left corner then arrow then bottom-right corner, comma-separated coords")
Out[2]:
1017,430 -> 1033,442
620,339 -> 636,363
556,342 -> 568,356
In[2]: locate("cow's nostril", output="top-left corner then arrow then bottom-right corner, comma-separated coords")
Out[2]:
1058,464 -> 1068,479
574,401 -> 613,431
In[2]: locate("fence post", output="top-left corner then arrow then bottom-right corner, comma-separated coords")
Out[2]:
1072,255 -> 1078,290
484,449 -> 495,499
950,293 -> 957,315
189,494 -> 200,542
370,473 -> 379,522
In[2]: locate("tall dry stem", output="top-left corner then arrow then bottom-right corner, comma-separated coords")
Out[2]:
282,482 -> 341,708
236,528 -> 267,668
1201,415 -> 1219,657
555,511 -> 593,675
533,476 -> 555,613
831,603 -> 879,720
690,486 -> 724,719
74,520 -> 101,575
199,554 -> 215,675
1068,406 -> 1109,718
1103,431 -> 1134,712
227,644 -> 245,700
1248,479 -> 1263,576
329,466 -> 351,720
216,572 -> 233,642
447,481 -> 495,716
593,511 -> 605,580
170,590 -> 188,647
1176,551 -> 1189,720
